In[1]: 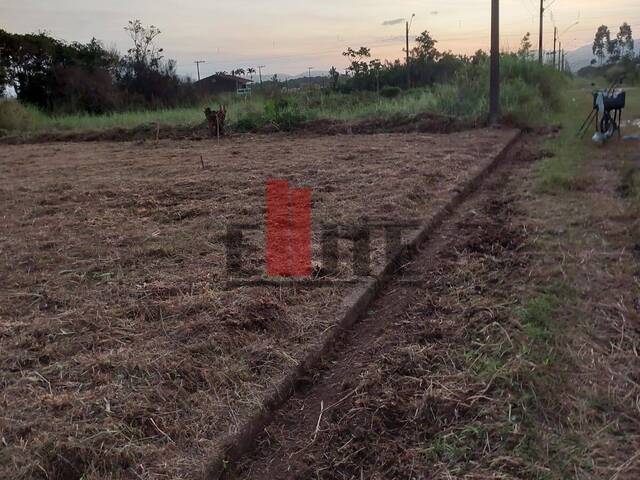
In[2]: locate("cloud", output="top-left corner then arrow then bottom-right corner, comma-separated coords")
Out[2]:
430,11 -> 439,15
382,18 -> 405,26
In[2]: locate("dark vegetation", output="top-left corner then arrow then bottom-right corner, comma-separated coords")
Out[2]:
0,20 -> 197,113
2,21 -> 568,123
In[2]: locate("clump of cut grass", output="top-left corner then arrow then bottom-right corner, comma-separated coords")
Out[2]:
0,99 -> 41,132
619,164 -> 640,203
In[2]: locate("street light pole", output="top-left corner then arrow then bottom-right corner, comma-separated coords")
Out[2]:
406,13 -> 415,90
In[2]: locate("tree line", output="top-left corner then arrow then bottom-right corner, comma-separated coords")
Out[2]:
326,31 -> 490,94
0,20 -> 197,113
592,23 -> 635,65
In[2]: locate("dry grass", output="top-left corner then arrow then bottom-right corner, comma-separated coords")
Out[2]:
234,135 -> 640,479
0,129 -> 516,479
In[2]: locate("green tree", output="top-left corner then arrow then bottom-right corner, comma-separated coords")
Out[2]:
518,32 -> 533,59
472,49 -> 488,65
616,23 -> 634,59
412,30 -> 440,61
0,29 -> 118,110
369,59 -> 382,94
0,64 -> 6,96
124,19 -> 163,68
328,66 -> 339,90
607,36 -> 620,63
342,47 -> 371,76
247,67 -> 255,80
593,25 -> 610,65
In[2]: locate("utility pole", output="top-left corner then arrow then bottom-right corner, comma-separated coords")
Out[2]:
194,60 -> 206,81
553,27 -> 557,68
405,13 -> 414,90
406,21 -> 410,89
308,66 -> 313,86
489,0 -> 500,125
558,42 -> 561,71
538,0 -> 544,64
257,65 -> 265,86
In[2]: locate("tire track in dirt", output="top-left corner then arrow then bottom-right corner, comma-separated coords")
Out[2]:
221,138 -> 535,479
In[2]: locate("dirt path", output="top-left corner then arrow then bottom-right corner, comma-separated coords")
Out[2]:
228,133 -> 640,479
228,138 -> 535,478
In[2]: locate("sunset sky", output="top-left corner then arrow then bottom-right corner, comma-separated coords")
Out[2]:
2,0 -> 638,78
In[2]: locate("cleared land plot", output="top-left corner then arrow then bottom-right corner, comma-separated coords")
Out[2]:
0,129 -> 516,479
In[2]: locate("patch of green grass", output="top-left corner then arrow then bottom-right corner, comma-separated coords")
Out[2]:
451,283 -> 577,476
518,293 -> 560,343
535,93 -> 592,192
537,79 -> 640,193
427,425 -> 487,464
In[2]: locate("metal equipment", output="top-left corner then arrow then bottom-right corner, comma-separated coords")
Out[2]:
577,77 -> 626,142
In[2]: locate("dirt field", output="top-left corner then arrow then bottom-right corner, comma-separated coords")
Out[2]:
232,134 -> 640,479
0,129 -> 517,479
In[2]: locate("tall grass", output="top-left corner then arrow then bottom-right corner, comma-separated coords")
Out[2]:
0,56 -> 569,134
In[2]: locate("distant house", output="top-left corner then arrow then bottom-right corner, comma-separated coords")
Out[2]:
194,73 -> 252,95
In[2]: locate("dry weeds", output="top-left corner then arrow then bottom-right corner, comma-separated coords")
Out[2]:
0,130 -> 515,479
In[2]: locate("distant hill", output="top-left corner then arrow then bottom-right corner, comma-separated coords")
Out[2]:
268,70 -> 330,81
566,41 -> 637,72
259,74 -> 331,89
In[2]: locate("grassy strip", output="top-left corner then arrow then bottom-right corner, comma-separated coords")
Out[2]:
1,57 -> 567,134
425,283 -> 576,477
537,82 -> 640,193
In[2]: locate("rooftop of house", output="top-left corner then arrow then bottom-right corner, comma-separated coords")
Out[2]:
195,73 -> 253,85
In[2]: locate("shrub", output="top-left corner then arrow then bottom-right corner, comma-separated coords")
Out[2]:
380,86 -> 402,99
0,99 -> 39,131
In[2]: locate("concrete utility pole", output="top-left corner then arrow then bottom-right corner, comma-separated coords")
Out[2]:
258,65 -> 265,86
405,13 -> 414,90
538,0 -> 544,64
489,0 -> 500,125
558,42 -> 562,70
406,21 -> 410,89
553,27 -> 557,68
308,66 -> 313,85
194,60 -> 206,81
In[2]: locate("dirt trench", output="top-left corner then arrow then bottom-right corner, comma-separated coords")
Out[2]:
220,138 -> 538,479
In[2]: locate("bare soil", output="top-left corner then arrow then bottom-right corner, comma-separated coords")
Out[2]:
231,134 -> 640,479
0,129 -> 516,479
